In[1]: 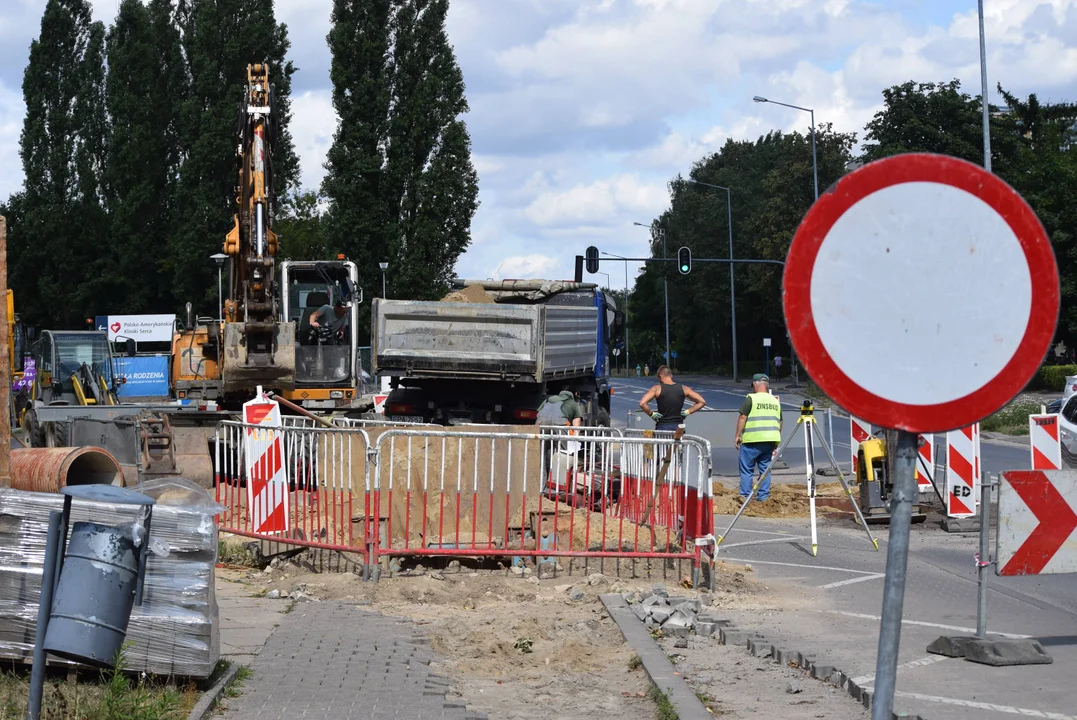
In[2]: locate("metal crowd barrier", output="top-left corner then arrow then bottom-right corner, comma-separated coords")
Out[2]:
212,420 -> 714,582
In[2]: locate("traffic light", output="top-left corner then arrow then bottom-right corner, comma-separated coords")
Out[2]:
677,246 -> 691,274
585,246 -> 600,274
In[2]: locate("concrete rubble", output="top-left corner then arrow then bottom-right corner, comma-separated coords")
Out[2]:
617,583 -> 724,639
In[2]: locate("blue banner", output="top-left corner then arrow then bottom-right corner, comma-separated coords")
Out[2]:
113,356 -> 170,399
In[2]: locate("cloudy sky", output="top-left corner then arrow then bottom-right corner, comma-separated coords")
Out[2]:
2,0 -> 1076,289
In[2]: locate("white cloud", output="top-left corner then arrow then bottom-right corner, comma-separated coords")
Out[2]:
492,254 -> 560,280
525,174 -> 667,227
289,89 -> 335,191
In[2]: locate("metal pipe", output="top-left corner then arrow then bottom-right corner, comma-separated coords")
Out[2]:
977,0 -> 993,172
10,447 -> 124,492
266,392 -> 335,428
977,474 -> 992,637
27,510 -> 62,720
255,203 -> 266,258
871,430 -> 919,720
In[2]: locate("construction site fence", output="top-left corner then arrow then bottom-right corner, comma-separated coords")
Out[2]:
213,422 -> 715,583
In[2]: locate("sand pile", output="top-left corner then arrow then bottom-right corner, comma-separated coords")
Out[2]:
441,284 -> 496,303
711,481 -> 849,518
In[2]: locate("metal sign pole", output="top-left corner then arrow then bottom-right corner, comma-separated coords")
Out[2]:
871,430 -> 918,720
976,474 -> 993,637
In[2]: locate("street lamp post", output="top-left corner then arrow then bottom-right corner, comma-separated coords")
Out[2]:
634,221 -> 670,367
210,253 -> 228,321
686,179 -> 739,383
977,0 -> 992,172
753,94 -> 816,386
601,251 -> 631,374
378,262 -> 388,298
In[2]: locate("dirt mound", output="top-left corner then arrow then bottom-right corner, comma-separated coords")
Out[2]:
441,284 -> 496,303
711,481 -> 849,518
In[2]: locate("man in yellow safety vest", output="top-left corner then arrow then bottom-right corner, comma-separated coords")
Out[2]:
734,373 -> 782,502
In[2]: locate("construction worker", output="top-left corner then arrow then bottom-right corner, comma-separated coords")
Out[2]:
638,366 -> 706,432
734,373 -> 782,502
537,390 -> 585,499
309,300 -> 348,343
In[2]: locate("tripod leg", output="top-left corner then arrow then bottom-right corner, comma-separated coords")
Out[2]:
817,426 -> 880,551
717,419 -> 800,549
806,419 -> 819,556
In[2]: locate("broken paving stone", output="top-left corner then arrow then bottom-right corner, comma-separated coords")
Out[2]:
651,583 -> 669,598
649,607 -> 673,624
587,573 -> 608,586
786,681 -> 802,695
673,601 -> 700,615
266,589 -> 281,599
642,596 -> 667,608
568,588 -> 585,602
289,590 -> 312,603
631,605 -> 648,622
674,637 -> 689,649
698,592 -> 714,607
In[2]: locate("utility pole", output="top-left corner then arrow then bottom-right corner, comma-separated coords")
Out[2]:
0,217 -> 10,488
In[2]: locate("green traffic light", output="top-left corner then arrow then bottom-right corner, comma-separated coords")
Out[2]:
681,264 -> 689,272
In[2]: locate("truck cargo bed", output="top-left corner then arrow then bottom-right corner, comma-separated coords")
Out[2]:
372,299 -> 598,382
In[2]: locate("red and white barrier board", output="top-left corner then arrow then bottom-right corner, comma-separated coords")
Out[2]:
916,433 -> 934,493
243,390 -> 289,534
1029,414 -> 1062,471
946,425 -> 979,517
851,417 -> 871,473
374,394 -> 388,414
998,470 -> 1077,576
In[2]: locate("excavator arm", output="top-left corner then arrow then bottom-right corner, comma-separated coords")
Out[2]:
220,63 -> 295,393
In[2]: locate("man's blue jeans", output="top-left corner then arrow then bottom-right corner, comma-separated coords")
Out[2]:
739,442 -> 776,501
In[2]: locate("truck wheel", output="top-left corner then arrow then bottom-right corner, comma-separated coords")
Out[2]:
596,407 -> 610,428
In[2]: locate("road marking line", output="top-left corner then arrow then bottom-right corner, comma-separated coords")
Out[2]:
717,536 -> 811,549
820,610 -> 1031,639
893,691 -> 1076,719
718,558 -> 881,575
851,654 -> 950,685
819,572 -> 885,589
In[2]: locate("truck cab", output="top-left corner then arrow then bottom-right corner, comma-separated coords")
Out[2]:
279,259 -> 363,410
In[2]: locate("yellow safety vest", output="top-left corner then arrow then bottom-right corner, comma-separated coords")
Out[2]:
742,392 -> 781,444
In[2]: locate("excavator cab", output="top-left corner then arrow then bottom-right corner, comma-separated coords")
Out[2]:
280,259 -> 362,410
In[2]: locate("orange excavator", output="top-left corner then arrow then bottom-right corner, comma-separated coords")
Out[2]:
173,63 -> 295,402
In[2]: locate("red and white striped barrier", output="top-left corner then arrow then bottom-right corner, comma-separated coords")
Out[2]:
242,390 -> 290,533
851,416 -> 871,473
1029,414 -> 1062,470
373,394 -> 388,414
946,424 -> 980,517
916,433 -> 934,493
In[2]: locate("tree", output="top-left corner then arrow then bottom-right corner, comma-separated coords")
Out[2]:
12,0 -> 109,328
323,0 -> 479,309
634,126 -> 856,371
169,0 -> 299,313
277,190 -> 330,261
104,0 -> 185,313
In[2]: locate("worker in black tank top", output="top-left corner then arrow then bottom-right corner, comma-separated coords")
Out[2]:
639,366 -> 706,431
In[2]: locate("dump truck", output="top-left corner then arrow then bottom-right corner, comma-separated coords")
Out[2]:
372,279 -> 622,425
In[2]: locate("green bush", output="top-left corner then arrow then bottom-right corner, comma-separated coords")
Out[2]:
1038,365 -> 1077,393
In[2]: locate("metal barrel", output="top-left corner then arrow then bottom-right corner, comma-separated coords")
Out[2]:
43,521 -> 140,668
10,447 -> 124,492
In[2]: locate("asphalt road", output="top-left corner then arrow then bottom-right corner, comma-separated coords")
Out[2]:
611,376 -> 1030,479
712,513 -> 1077,720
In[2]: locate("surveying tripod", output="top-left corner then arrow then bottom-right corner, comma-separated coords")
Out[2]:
716,400 -> 880,556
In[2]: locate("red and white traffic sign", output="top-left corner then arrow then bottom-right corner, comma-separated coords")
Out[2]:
783,154 -> 1059,433
945,425 -> 979,517
916,433 -> 934,493
850,416 -> 871,473
997,470 -> 1077,576
243,390 -> 289,534
1029,413 -> 1062,470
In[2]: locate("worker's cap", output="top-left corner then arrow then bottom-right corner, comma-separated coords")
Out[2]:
752,373 -> 770,383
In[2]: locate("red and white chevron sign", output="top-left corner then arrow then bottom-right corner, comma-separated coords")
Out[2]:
946,425 -> 979,517
243,392 -> 289,533
1029,414 -> 1062,471
851,417 -> 871,473
916,433 -> 934,492
998,470 -> 1077,576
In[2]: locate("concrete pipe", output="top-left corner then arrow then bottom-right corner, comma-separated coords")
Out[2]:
10,447 -> 124,493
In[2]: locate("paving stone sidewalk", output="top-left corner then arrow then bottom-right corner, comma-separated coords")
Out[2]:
218,600 -> 486,720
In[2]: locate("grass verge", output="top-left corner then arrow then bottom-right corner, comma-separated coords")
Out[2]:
980,399 -> 1043,436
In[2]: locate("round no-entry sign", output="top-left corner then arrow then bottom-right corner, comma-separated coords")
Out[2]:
783,153 -> 1059,433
